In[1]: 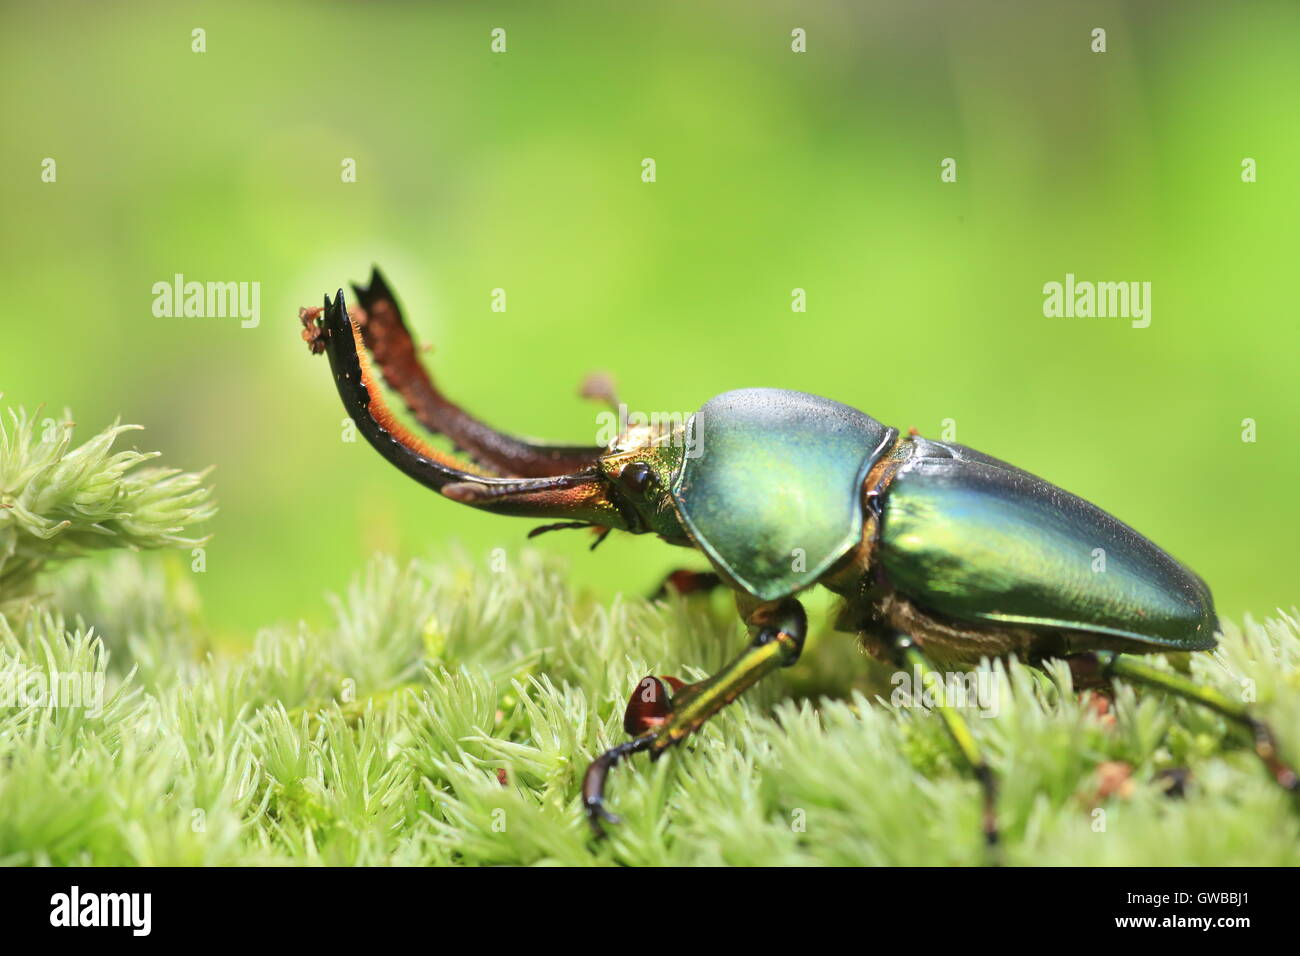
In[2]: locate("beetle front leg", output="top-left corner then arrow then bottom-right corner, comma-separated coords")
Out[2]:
1093,652 -> 1300,799
648,569 -> 723,601
582,599 -> 807,836
891,633 -> 1001,863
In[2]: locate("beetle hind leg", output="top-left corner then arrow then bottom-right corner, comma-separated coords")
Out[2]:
890,633 -> 1001,864
1094,652 -> 1300,799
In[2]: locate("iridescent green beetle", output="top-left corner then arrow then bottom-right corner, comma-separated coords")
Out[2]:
301,269 -> 1297,852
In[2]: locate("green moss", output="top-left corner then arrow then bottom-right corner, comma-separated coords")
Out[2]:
0,407 -> 214,605
1,406 -> 1297,865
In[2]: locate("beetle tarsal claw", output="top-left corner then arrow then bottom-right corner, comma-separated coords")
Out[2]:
298,306 -> 326,354
582,734 -> 659,838
300,302 -> 366,356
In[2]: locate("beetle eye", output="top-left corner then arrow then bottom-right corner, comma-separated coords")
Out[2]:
620,462 -> 657,496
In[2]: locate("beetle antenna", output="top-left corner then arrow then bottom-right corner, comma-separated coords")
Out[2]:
527,521 -> 592,539
525,522 -> 612,550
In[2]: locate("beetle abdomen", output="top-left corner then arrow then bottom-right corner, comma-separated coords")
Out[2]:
878,442 -> 1217,651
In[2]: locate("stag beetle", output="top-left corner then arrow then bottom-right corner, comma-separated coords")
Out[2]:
300,269 -> 1297,853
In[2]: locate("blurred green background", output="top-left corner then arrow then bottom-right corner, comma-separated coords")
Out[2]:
2,1 -> 1297,647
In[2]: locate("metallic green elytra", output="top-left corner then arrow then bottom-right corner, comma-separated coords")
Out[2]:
307,270 -> 1300,852
879,439 -> 1216,651
670,388 -> 896,601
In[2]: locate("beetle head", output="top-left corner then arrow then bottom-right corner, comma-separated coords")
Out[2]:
443,424 -> 693,545
594,424 -> 692,544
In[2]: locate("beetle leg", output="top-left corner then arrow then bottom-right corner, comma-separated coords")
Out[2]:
648,569 -> 724,601
577,370 -> 620,411
581,735 -> 659,835
891,633 -> 1001,862
307,268 -> 606,478
1095,652 -> 1300,799
582,599 -> 807,836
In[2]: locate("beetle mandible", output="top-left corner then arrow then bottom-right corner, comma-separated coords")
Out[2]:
300,269 -> 1298,852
